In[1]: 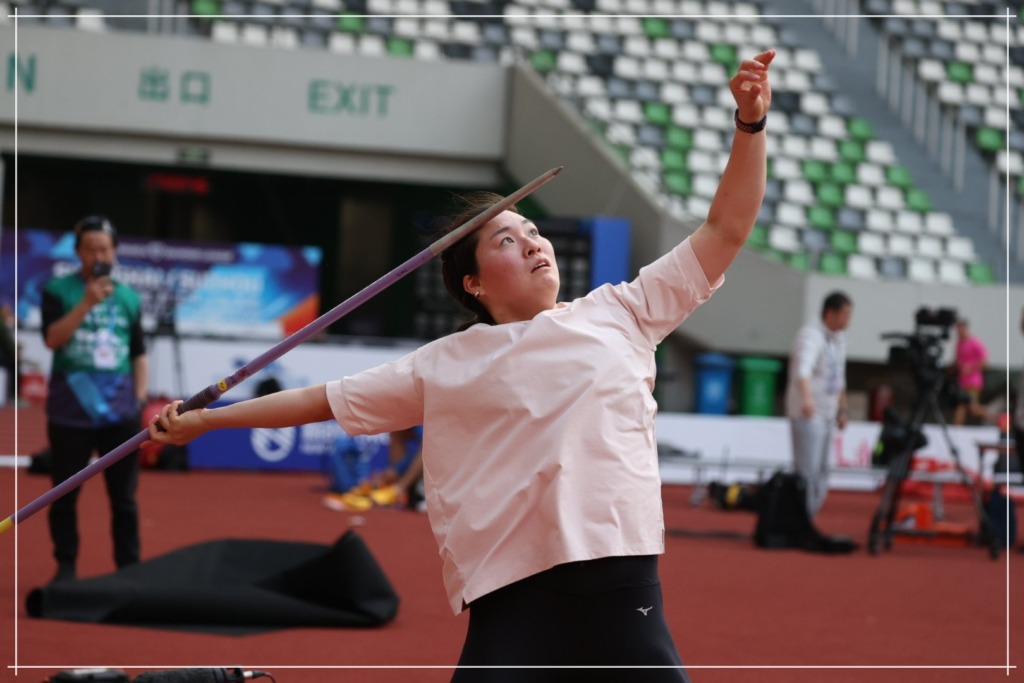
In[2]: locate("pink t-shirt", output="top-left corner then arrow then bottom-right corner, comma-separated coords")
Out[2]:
326,238 -> 720,613
956,336 -> 987,391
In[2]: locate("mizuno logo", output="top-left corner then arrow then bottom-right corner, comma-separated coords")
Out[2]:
637,606 -> 653,616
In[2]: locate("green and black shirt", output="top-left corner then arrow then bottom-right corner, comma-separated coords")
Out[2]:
42,272 -> 145,428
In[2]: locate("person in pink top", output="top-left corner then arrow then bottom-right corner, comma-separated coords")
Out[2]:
146,50 -> 776,681
952,318 -> 992,425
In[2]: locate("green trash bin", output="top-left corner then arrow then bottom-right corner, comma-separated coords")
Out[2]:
738,356 -> 782,416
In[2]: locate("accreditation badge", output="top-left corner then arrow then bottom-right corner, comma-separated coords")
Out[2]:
93,328 -> 117,370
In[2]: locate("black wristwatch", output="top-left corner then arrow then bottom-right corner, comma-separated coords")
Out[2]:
734,108 -> 767,134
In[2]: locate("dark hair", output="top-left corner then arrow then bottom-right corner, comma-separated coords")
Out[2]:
438,191 -> 518,331
74,215 -> 118,249
821,291 -> 852,317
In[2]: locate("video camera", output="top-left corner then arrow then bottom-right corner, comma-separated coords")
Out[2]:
880,307 -> 966,413
881,306 -> 957,380
872,406 -> 928,467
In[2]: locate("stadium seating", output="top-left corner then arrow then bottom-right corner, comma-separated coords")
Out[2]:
15,0 -> 1012,285
863,0 -> 1023,250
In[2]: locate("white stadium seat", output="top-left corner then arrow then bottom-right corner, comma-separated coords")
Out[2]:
848,254 -> 879,279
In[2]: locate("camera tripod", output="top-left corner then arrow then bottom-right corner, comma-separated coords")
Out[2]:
867,373 -> 1000,560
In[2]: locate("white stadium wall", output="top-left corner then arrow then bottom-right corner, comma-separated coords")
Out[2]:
0,24 -> 508,186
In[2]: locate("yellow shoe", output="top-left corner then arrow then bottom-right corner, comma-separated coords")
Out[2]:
323,491 -> 373,512
369,485 -> 401,507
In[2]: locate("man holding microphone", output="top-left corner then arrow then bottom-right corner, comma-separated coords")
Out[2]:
42,216 -> 148,582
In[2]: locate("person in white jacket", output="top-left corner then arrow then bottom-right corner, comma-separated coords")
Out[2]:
147,49 -> 776,682
785,291 -> 854,519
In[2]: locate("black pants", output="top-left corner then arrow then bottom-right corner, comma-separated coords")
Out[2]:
452,555 -> 689,683
47,420 -> 141,568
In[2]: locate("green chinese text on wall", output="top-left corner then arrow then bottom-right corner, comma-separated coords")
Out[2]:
138,67 -> 211,105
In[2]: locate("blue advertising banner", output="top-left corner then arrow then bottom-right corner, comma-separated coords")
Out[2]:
1,228 -> 322,340
185,400 -> 391,476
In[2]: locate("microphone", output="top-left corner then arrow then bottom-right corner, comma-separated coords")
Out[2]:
133,669 -> 267,683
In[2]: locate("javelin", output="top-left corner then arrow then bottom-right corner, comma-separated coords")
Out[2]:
0,166 -> 563,535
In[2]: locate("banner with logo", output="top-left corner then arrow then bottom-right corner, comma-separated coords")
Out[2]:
2,228 -> 321,339
185,402 -> 391,473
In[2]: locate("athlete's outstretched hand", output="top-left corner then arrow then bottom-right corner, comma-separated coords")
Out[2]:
730,49 -> 775,123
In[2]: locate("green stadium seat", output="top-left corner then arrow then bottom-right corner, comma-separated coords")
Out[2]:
830,161 -> 858,185
905,188 -> 933,212
643,17 -> 671,39
337,12 -> 363,33
946,61 -> 974,84
530,50 -> 557,73
839,140 -> 866,163
387,37 -> 413,57
661,148 -> 688,171
747,224 -> 768,249
664,172 -> 691,195
819,252 -> 847,276
847,117 -> 875,141
831,230 -> 857,253
886,165 -> 913,188
807,205 -> 837,230
801,160 -> 829,183
192,0 -> 219,16
976,127 -> 1005,153
788,252 -> 810,271
665,126 -> 693,150
816,183 -> 845,208
709,43 -> 738,70
967,262 -> 995,284
644,102 -> 671,127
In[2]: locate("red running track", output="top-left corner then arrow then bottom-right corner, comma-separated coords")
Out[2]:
1,405 -> 1021,682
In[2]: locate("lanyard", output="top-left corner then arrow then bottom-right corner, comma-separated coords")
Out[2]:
823,330 -> 839,395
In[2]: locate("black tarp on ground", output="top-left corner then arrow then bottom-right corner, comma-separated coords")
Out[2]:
26,531 -> 399,633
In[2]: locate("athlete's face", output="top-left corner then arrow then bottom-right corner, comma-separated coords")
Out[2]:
463,211 -> 560,324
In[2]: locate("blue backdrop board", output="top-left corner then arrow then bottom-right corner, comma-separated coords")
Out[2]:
1,228 -> 322,340
581,216 -> 631,289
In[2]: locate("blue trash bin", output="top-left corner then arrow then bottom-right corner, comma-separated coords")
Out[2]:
694,352 -> 735,415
